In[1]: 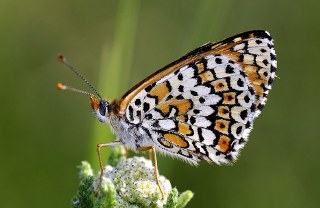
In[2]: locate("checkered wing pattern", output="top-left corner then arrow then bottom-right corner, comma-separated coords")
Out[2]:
118,30 -> 277,164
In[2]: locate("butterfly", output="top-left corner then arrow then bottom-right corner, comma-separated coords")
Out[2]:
57,30 -> 277,197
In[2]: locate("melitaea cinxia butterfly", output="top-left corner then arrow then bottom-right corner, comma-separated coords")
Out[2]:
57,30 -> 277,197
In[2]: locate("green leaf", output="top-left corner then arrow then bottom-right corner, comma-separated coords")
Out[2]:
177,190 -> 194,208
72,176 -> 95,208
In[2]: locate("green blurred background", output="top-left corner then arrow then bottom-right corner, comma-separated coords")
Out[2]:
1,0 -> 320,207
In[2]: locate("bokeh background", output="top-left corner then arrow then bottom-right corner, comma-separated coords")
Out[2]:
1,0 -> 320,207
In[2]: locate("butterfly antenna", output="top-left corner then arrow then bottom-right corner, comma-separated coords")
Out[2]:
57,54 -> 102,99
57,82 -> 98,98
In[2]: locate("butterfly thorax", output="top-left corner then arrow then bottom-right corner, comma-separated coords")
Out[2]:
108,113 -> 155,151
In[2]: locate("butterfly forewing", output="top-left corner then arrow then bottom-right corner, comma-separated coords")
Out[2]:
117,30 -> 277,165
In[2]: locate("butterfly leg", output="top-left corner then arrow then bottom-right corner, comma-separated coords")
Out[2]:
138,146 -> 164,198
148,149 -> 152,160
96,141 -> 122,194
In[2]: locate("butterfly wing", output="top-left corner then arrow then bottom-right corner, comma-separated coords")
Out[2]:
116,30 -> 277,164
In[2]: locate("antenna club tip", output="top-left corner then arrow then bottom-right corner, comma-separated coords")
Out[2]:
57,82 -> 66,90
57,53 -> 65,63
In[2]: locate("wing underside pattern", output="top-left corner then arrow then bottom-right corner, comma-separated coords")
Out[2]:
119,30 -> 277,164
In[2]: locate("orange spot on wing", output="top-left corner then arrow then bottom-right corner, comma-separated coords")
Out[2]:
212,79 -> 229,92
218,136 -> 231,153
157,99 -> 192,116
223,92 -> 236,105
164,133 -> 188,148
178,122 -> 192,135
218,106 -> 230,119
149,82 -> 170,102
215,119 -> 229,134
199,71 -> 214,83
196,61 -> 205,73
158,138 -> 172,148
175,100 -> 192,115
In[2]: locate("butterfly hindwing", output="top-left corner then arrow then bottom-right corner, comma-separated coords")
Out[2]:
118,30 -> 277,164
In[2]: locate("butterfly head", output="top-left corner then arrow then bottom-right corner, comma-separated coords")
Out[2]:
90,96 -> 110,123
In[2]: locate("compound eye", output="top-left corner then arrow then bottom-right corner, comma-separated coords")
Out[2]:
99,103 -> 107,116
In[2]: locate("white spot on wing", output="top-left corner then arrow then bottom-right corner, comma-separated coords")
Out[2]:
206,55 -> 228,69
192,116 -> 211,128
237,91 -> 255,108
231,106 -> 250,124
233,43 -> 245,51
158,119 -> 176,130
201,129 -> 215,145
231,123 -> 245,139
230,75 -> 248,91
193,94 -> 222,106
